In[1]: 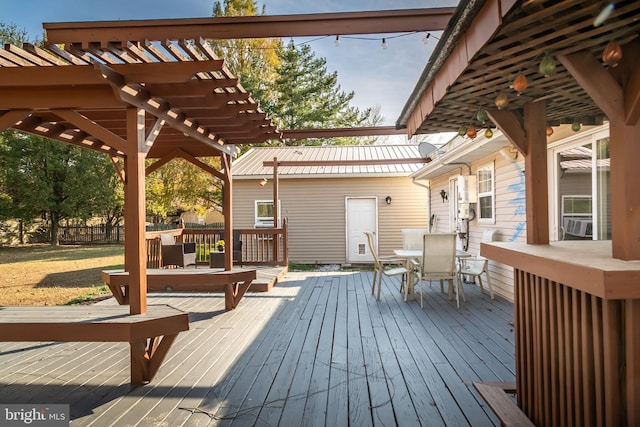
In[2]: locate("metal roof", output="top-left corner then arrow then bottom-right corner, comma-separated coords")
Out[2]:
232,145 -> 427,178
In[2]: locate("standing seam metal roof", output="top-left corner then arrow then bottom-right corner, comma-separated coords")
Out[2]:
231,144 -> 425,177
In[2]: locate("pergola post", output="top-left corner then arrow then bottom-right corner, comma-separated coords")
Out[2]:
560,44 -> 640,260
123,107 -> 148,315
222,153 -> 233,271
487,101 -> 549,244
273,158 -> 280,259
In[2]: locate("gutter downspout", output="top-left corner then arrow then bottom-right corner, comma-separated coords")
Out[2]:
411,177 -> 432,232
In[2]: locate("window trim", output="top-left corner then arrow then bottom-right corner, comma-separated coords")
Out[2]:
254,199 -> 281,228
476,162 -> 495,224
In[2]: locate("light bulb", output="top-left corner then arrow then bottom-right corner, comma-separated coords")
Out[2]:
422,33 -> 431,45
334,35 -> 340,47
381,38 -> 388,50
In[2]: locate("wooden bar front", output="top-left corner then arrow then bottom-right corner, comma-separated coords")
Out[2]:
482,241 -> 640,426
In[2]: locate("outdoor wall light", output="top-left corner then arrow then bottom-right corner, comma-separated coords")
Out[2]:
385,196 -> 392,205
259,177 -> 268,187
440,189 -> 448,203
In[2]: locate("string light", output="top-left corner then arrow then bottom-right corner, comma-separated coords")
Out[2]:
211,31 -> 440,51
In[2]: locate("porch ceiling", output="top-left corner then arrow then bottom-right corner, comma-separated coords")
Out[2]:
398,0 -> 640,136
0,39 -> 279,159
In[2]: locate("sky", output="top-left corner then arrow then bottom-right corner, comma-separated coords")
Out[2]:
3,0 -> 457,136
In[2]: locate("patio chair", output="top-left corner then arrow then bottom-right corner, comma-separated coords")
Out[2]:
458,229 -> 497,299
160,233 -> 197,268
415,233 -> 460,308
364,232 -> 408,300
402,228 -> 428,285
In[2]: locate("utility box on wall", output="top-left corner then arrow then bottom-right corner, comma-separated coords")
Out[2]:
457,175 -> 478,203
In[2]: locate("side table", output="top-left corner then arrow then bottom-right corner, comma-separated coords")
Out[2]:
210,251 -> 225,268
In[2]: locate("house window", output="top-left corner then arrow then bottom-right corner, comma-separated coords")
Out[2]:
551,128 -> 610,241
561,195 -> 593,239
477,163 -> 495,223
254,200 -> 280,228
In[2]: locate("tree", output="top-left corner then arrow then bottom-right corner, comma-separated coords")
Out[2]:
0,132 -> 124,245
211,0 -> 281,110
145,158 -> 222,223
0,22 -> 31,46
268,40 -> 374,146
210,2 -> 378,147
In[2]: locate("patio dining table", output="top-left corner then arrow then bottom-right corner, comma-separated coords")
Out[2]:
393,248 -> 472,302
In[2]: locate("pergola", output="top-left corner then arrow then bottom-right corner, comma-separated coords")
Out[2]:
0,37 -> 282,316
396,0 -> 640,425
0,7 -> 454,384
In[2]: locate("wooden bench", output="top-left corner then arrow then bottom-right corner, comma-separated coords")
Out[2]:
0,305 -> 189,385
473,382 -> 534,427
102,268 -> 257,311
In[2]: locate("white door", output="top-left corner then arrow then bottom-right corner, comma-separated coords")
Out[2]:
346,197 -> 377,263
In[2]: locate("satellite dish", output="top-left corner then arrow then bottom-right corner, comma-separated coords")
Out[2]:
418,142 -> 438,158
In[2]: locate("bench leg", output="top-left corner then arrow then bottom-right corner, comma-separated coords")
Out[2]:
130,334 -> 179,385
107,283 -> 128,305
224,280 -> 253,310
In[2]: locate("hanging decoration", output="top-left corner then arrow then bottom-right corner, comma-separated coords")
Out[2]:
602,40 -> 622,67
476,109 -> 489,124
571,121 -> 582,132
539,52 -> 557,77
513,73 -> 528,95
495,91 -> 509,109
466,124 -> 477,139
485,128 -> 493,138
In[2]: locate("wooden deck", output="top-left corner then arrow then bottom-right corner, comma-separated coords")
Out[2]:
0,270 -> 515,426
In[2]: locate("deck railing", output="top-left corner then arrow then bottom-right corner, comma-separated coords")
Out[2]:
145,219 -> 288,268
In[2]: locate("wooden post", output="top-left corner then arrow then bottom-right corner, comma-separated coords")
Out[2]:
487,101 -> 549,244
273,157 -> 279,261
523,101 -> 549,244
222,153 -> 233,271
123,107 -> 147,315
559,44 -> 640,259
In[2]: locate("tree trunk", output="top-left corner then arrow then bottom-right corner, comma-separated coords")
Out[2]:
50,213 -> 59,246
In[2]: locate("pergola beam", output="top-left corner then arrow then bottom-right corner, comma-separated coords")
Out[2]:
0,60 -> 224,86
96,62 -> 238,157
44,8 -> 455,45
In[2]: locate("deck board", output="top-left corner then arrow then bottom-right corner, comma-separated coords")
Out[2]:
0,270 -> 515,426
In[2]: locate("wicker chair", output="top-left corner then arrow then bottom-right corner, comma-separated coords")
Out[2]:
160,233 -> 196,268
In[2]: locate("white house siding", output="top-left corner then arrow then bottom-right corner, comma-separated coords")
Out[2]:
233,176 -> 429,264
424,149 -> 525,302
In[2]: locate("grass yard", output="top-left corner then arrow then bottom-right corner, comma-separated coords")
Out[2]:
0,244 -> 124,306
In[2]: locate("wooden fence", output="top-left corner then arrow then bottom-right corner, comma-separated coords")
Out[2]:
58,224 -> 124,244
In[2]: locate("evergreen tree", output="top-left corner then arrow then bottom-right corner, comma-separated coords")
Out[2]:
268,40 -> 373,146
